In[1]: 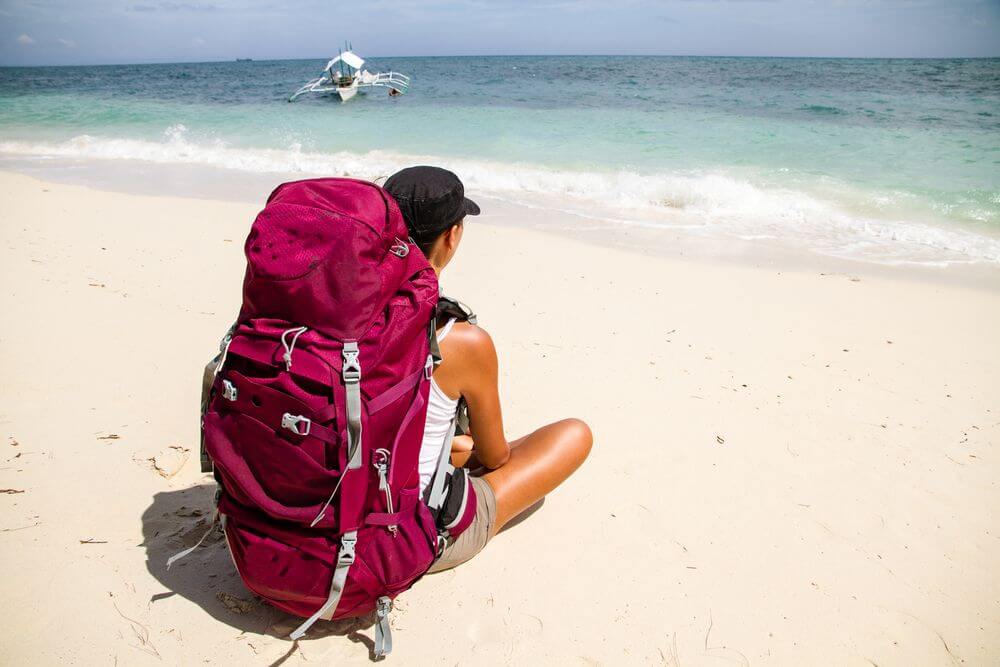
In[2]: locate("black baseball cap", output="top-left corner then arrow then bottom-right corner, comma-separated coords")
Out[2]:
384,166 -> 480,242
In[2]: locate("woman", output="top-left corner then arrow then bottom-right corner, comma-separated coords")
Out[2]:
384,166 -> 593,572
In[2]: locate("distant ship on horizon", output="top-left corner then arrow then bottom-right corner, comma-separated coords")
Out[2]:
236,58 -> 252,62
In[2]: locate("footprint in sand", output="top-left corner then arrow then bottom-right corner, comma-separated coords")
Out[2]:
137,445 -> 190,479
467,608 -> 544,659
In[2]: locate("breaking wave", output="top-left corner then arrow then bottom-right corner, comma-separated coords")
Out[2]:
2,125 -> 999,267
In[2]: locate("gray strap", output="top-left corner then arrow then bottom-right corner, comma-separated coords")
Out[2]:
289,531 -> 357,640
342,342 -> 363,470
374,596 -> 393,658
307,342 -> 363,527
426,415 -> 457,512
215,323 -> 237,375
200,323 -> 236,473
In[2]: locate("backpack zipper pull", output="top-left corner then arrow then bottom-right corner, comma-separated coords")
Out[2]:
280,326 -> 308,371
373,448 -> 398,536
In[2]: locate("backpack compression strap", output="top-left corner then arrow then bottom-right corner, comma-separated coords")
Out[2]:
306,340 -> 364,528
289,530 -> 357,640
341,341 -> 364,471
292,341 -> 365,639
199,323 -> 237,473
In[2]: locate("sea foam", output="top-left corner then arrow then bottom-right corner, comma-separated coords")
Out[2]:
2,126 -> 999,267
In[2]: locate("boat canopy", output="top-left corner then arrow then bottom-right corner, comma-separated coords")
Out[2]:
325,50 -> 365,72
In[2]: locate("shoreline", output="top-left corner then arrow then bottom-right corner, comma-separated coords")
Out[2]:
3,158 -> 999,292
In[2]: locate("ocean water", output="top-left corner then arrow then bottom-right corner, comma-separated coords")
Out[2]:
1,56 -> 998,266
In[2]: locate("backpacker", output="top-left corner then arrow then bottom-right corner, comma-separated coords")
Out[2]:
181,177 -> 475,657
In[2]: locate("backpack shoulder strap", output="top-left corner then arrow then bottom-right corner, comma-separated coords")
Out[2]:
429,293 -> 476,365
429,294 -> 476,434
425,293 -> 478,519
436,294 -> 477,326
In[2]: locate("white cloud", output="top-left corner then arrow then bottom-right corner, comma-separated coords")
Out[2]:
57,37 -> 77,48
192,36 -> 206,45
16,33 -> 35,46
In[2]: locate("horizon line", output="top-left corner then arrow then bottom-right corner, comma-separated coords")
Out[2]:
3,53 -> 1000,68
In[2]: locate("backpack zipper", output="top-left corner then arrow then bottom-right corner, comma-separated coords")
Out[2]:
372,448 -> 398,536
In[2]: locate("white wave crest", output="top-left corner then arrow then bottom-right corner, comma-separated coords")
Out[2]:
2,131 -> 999,267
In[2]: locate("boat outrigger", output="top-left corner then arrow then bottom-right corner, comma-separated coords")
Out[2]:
288,46 -> 410,102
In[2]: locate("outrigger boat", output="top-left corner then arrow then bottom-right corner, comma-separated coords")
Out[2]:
288,46 -> 410,102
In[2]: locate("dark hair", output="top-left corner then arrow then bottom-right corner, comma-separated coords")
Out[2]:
412,218 -> 463,258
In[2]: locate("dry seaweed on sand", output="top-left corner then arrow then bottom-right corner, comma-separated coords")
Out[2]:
112,600 -> 161,659
217,591 -> 257,615
1,521 -> 41,532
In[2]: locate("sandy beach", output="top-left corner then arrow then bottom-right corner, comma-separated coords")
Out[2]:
1,169 -> 998,665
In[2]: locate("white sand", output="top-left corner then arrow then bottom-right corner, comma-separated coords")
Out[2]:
1,170 -> 998,665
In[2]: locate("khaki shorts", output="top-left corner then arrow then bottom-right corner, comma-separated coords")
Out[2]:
427,475 -> 497,573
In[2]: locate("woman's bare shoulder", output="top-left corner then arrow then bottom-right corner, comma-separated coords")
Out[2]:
440,321 -> 496,364
434,321 -> 498,398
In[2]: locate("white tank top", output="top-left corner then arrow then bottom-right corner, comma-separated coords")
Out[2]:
418,318 -> 460,494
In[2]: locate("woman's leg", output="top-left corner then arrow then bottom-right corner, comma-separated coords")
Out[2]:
427,419 -> 591,573
480,418 -> 592,533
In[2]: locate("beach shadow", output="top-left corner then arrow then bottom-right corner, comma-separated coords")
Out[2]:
141,483 -> 545,659
140,483 -> 381,660
499,498 -> 545,533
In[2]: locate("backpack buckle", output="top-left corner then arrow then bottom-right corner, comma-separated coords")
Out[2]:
222,379 -> 238,402
342,343 -> 361,383
281,413 -> 311,436
435,533 -> 448,557
338,533 -> 357,564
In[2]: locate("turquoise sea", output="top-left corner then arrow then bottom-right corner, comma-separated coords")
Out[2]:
1,56 -> 998,266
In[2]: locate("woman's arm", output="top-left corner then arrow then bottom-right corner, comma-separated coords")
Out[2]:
434,321 -> 592,533
435,323 -> 510,469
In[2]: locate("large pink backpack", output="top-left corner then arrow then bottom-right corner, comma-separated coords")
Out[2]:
178,178 -> 471,657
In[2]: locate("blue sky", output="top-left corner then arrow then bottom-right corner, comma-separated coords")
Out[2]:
1,0 -> 998,65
